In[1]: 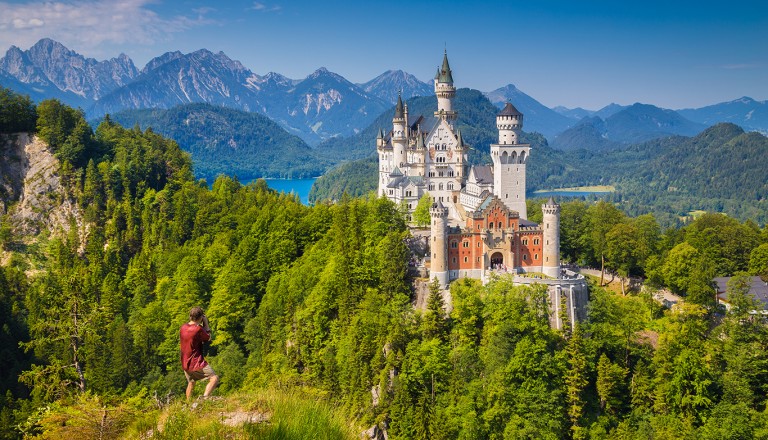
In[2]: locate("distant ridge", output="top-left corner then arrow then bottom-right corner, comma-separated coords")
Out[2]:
552,103 -> 706,151
108,103 -> 331,181
359,70 -> 432,104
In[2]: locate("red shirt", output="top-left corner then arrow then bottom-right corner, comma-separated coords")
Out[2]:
180,323 -> 211,372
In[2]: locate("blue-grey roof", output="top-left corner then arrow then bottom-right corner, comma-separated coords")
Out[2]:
470,165 -> 493,184
714,276 -> 768,309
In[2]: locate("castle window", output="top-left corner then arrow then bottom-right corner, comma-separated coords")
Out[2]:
523,254 -> 527,261
534,253 -> 538,260
439,183 -> 444,190
447,182 -> 454,190
448,170 -> 454,177
451,240 -> 458,248
464,256 -> 468,263
477,242 -> 481,248
406,190 -> 412,197
389,190 -> 393,195
489,222 -> 494,229
429,184 -> 435,191
534,238 -> 540,245
463,241 -> 469,248
452,257 -> 456,263
477,257 -> 480,262
522,239 -> 528,245
429,172 -> 435,177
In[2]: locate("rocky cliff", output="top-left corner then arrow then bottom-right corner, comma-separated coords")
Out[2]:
0,133 -> 84,240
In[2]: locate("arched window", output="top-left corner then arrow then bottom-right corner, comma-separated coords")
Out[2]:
534,238 -> 540,245
511,151 -> 517,163
534,253 -> 538,260
439,183 -> 444,190
519,151 -> 526,163
489,222 -> 494,229
447,182 -> 454,190
501,151 -> 508,164
429,183 -> 435,191
450,240 -> 458,248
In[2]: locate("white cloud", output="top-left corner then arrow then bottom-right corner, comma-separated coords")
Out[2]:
0,0 -> 212,54
249,2 -> 280,12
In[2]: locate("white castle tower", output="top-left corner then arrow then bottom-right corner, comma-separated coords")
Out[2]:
434,50 -> 457,125
392,94 -> 407,173
429,199 -> 449,287
542,198 -> 561,278
490,103 -> 530,218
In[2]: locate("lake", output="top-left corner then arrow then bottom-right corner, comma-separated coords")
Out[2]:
263,178 -> 317,205
531,190 -> 613,198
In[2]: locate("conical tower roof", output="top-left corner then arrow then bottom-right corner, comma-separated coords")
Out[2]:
394,93 -> 404,118
437,51 -> 453,84
498,102 -> 522,116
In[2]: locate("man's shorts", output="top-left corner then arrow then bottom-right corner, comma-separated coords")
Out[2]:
184,364 -> 216,382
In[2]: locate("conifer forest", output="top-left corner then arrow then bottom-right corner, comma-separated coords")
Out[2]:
1,90 -> 767,439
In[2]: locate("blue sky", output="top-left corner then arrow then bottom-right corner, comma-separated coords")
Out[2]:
0,0 -> 766,109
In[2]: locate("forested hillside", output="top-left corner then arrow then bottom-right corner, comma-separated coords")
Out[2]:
106,103 -> 331,181
312,103 -> 768,225
1,89 -> 768,439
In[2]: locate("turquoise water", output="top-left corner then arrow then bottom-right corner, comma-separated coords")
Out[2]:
532,190 -> 612,198
262,178 -> 317,205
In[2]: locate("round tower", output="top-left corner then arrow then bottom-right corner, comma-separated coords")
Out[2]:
497,102 -> 523,145
392,94 -> 407,170
434,51 -> 457,123
542,198 -> 561,279
430,199 -> 449,287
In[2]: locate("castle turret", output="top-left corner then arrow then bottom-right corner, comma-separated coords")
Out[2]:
542,198 -> 561,279
430,199 -> 449,287
434,51 -> 457,123
392,94 -> 407,171
491,102 -> 530,218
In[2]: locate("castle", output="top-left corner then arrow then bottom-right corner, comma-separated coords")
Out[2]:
377,52 -> 588,329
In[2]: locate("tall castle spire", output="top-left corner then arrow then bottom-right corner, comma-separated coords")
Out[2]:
434,50 -> 457,123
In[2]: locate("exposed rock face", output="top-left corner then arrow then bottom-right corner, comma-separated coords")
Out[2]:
360,69 -> 432,105
1,133 -> 83,238
0,38 -> 138,100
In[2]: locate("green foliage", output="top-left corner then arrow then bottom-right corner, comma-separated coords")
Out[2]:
36,99 -> 96,167
0,87 -> 36,133
108,103 -> 330,181
412,192 -> 432,228
3,98 -> 768,438
309,157 -> 378,203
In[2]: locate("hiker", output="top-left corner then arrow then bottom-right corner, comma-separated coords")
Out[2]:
180,306 -> 219,400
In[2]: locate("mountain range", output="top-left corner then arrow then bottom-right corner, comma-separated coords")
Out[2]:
2,38 -> 767,149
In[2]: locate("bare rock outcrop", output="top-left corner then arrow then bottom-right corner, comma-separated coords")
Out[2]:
1,133 -> 84,239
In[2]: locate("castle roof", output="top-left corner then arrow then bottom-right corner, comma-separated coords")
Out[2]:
432,198 -> 446,209
394,93 -> 404,119
469,165 -> 493,185
498,102 -> 522,117
437,51 -> 453,84
390,166 -> 403,177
